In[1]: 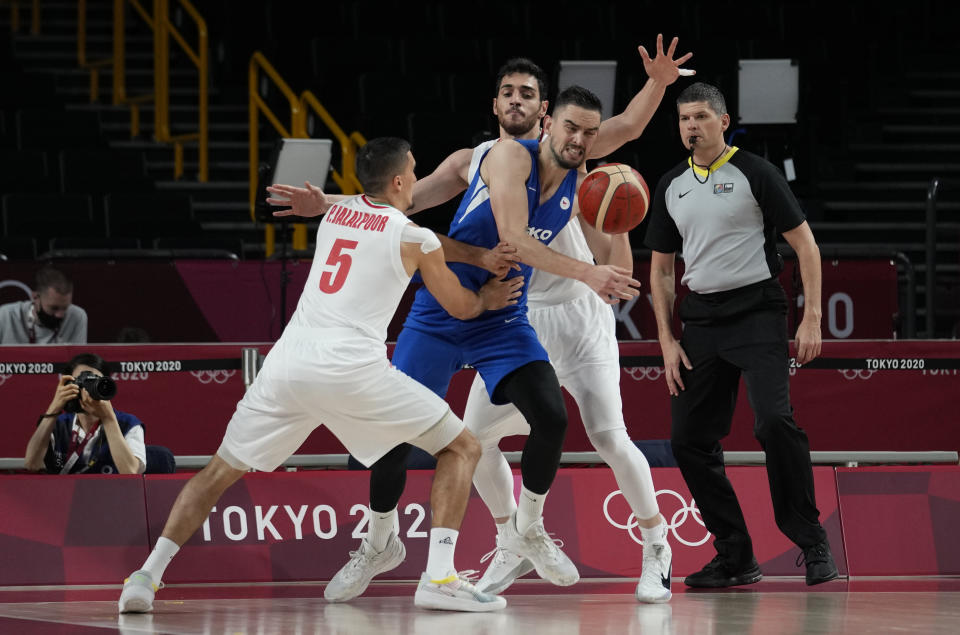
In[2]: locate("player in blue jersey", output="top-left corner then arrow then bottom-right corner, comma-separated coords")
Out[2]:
269,38 -> 692,602
386,86 -> 638,592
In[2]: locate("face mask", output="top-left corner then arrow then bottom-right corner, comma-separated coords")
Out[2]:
36,302 -> 64,331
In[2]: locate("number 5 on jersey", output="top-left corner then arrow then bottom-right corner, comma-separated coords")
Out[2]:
319,239 -> 359,293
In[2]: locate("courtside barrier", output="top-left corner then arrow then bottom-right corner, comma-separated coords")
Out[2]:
3,341 -> 959,459
3,464 -> 959,587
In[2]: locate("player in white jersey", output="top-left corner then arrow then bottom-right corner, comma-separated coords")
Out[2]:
268,36 -> 690,604
117,138 -> 524,615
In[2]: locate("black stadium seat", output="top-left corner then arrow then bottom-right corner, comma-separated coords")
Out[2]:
105,192 -> 198,242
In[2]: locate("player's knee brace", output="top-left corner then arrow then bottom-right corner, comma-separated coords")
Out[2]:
495,361 -> 568,494
369,443 -> 411,513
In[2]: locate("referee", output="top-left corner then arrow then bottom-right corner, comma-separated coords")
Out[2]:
645,82 -> 838,588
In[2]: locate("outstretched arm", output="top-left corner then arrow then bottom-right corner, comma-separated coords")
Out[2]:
577,215 -> 633,270
483,141 -> 639,303
402,237 -> 523,320
268,148 -> 474,218
406,148 -> 473,215
589,34 -> 694,159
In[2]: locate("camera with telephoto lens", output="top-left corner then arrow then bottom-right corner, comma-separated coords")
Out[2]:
64,371 -> 118,414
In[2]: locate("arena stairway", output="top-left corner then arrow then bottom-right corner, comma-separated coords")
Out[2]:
6,0 -> 270,258
810,35 -> 960,337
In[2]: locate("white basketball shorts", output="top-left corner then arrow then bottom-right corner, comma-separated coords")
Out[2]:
218,327 -> 461,471
462,291 -> 625,443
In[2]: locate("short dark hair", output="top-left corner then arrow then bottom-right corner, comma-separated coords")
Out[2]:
35,266 -> 72,295
65,353 -> 109,377
355,137 -> 411,195
495,57 -> 547,100
677,82 -> 728,115
552,85 -> 603,115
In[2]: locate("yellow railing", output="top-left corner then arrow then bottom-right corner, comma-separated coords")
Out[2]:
156,0 -> 208,181
249,51 -> 306,257
299,90 -> 363,194
6,0 -> 40,34
77,0 -> 112,102
249,54 -> 368,257
77,0 -> 208,181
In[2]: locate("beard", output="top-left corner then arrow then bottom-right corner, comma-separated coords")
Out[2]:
498,110 -> 539,137
549,140 -> 584,170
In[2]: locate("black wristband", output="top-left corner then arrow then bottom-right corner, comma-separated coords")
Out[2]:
36,413 -> 59,426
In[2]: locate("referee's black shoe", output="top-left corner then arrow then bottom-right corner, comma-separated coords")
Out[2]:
798,541 -> 839,585
683,554 -> 763,588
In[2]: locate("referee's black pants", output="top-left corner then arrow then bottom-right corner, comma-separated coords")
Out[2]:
670,279 -> 827,565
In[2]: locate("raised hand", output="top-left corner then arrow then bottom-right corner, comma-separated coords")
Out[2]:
266,181 -> 329,217
638,33 -> 694,86
49,374 -> 79,413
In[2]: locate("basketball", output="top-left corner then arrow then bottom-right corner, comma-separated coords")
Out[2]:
577,164 -> 650,233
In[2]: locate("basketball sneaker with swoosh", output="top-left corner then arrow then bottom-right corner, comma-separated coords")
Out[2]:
635,541 -> 673,603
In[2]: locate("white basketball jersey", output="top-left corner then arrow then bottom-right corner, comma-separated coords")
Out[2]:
468,139 -> 594,308
288,195 -> 412,341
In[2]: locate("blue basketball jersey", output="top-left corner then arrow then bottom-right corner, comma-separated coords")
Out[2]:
405,138 -> 578,331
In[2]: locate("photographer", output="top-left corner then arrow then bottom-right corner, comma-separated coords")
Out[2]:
25,353 -> 146,475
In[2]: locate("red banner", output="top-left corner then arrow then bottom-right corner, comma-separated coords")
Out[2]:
0,466 -> 847,585
5,466 -> 960,586
837,466 -> 960,576
0,475 -> 148,586
1,341 -> 959,460
0,257 -> 899,343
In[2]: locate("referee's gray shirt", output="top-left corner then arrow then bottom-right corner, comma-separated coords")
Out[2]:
644,147 -> 806,294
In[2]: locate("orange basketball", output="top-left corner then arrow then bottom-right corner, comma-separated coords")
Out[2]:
577,163 -> 650,233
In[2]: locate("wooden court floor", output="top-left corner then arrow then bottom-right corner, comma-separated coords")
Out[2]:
1,577 -> 958,634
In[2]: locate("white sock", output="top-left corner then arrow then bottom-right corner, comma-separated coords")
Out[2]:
640,521 -> 668,546
495,520 -> 511,537
142,536 -> 179,583
516,485 -> 546,534
426,527 -> 459,581
367,507 -> 397,552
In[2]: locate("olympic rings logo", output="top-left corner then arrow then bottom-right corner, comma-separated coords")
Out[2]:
603,489 -> 711,548
191,370 -> 236,385
624,367 -> 665,382
840,369 -> 876,381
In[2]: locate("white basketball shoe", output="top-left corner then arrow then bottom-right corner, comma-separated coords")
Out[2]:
476,542 -> 535,594
635,540 -> 673,603
414,572 -> 507,612
324,532 -> 406,602
118,570 -> 162,613
498,512 -> 579,587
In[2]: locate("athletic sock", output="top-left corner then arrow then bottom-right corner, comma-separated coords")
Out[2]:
426,527 -> 459,580
640,520 -> 669,545
142,536 -> 180,583
516,485 -> 547,534
367,507 -> 397,552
